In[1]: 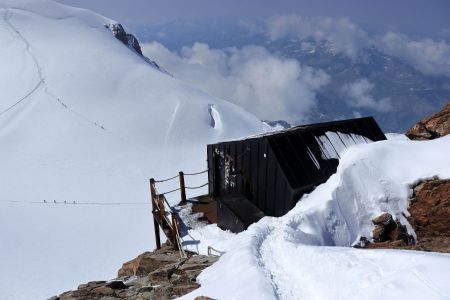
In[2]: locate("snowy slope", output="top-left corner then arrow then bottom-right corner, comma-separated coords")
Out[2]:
0,1 -> 266,299
181,136 -> 450,300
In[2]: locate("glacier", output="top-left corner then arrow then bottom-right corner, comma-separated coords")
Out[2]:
0,1 -> 266,298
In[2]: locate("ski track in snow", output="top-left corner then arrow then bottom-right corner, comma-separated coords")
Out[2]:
0,9 -> 44,117
160,101 -> 181,172
0,78 -> 43,117
1,8 -> 109,133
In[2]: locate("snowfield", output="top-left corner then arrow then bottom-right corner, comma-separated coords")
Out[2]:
0,1 -> 266,299
181,135 -> 450,300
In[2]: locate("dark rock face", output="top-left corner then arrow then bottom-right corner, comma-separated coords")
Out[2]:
107,23 -> 143,55
406,102 -> 450,140
106,23 -> 168,74
53,244 -> 218,300
361,179 -> 450,253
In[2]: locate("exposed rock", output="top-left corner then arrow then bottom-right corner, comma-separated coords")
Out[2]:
406,102 -> 450,140
406,179 -> 450,252
118,247 -> 184,277
372,212 -> 393,226
53,244 -> 219,300
107,23 -> 143,55
369,213 -> 412,245
362,179 -> 450,252
105,23 -> 169,75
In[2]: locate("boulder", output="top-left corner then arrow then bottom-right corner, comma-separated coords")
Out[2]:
370,212 -> 412,244
406,102 -> 450,140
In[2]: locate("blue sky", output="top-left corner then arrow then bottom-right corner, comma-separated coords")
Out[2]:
58,0 -> 450,37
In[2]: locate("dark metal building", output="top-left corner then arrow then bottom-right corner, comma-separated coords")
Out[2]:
206,117 -> 386,232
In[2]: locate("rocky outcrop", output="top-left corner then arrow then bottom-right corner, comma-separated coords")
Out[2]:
53,244 -> 218,300
360,179 -> 450,253
406,102 -> 450,140
106,23 -> 169,75
406,179 -> 450,252
107,23 -> 143,55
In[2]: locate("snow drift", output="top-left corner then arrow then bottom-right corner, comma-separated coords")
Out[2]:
0,1 -> 266,298
182,135 -> 450,300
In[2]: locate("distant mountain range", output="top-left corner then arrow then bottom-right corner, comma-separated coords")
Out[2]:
132,20 -> 450,132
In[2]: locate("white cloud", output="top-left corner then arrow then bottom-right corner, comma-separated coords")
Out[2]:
267,14 -> 450,77
378,32 -> 450,77
341,79 -> 394,112
267,14 -> 371,59
142,42 -> 330,123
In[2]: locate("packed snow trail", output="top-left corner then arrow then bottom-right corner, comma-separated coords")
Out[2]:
0,9 -> 44,118
2,8 -> 109,133
0,78 -> 43,116
181,136 -> 450,300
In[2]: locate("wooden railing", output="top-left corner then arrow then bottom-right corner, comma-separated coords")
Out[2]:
149,170 -> 208,255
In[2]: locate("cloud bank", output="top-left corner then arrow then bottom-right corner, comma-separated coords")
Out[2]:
268,14 -> 371,60
267,14 -> 450,77
341,79 -> 393,112
378,32 -> 450,77
142,42 -> 330,123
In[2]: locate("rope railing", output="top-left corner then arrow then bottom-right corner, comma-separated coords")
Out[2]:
159,187 -> 181,196
183,169 -> 208,176
150,169 -> 210,254
185,182 -> 209,190
154,174 -> 179,183
153,169 -> 208,183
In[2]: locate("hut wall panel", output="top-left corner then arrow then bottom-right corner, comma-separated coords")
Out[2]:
247,140 -> 257,205
207,116 -> 387,220
265,147 -> 278,216
207,145 -> 213,195
257,140 -> 269,212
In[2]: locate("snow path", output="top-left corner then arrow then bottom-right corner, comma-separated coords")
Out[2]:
2,8 -> 110,133
0,9 -> 44,117
3,9 -> 43,79
181,136 -> 450,300
0,78 -> 43,116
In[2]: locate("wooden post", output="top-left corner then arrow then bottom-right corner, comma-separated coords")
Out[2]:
179,171 -> 187,204
171,212 -> 179,250
150,178 -> 161,250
